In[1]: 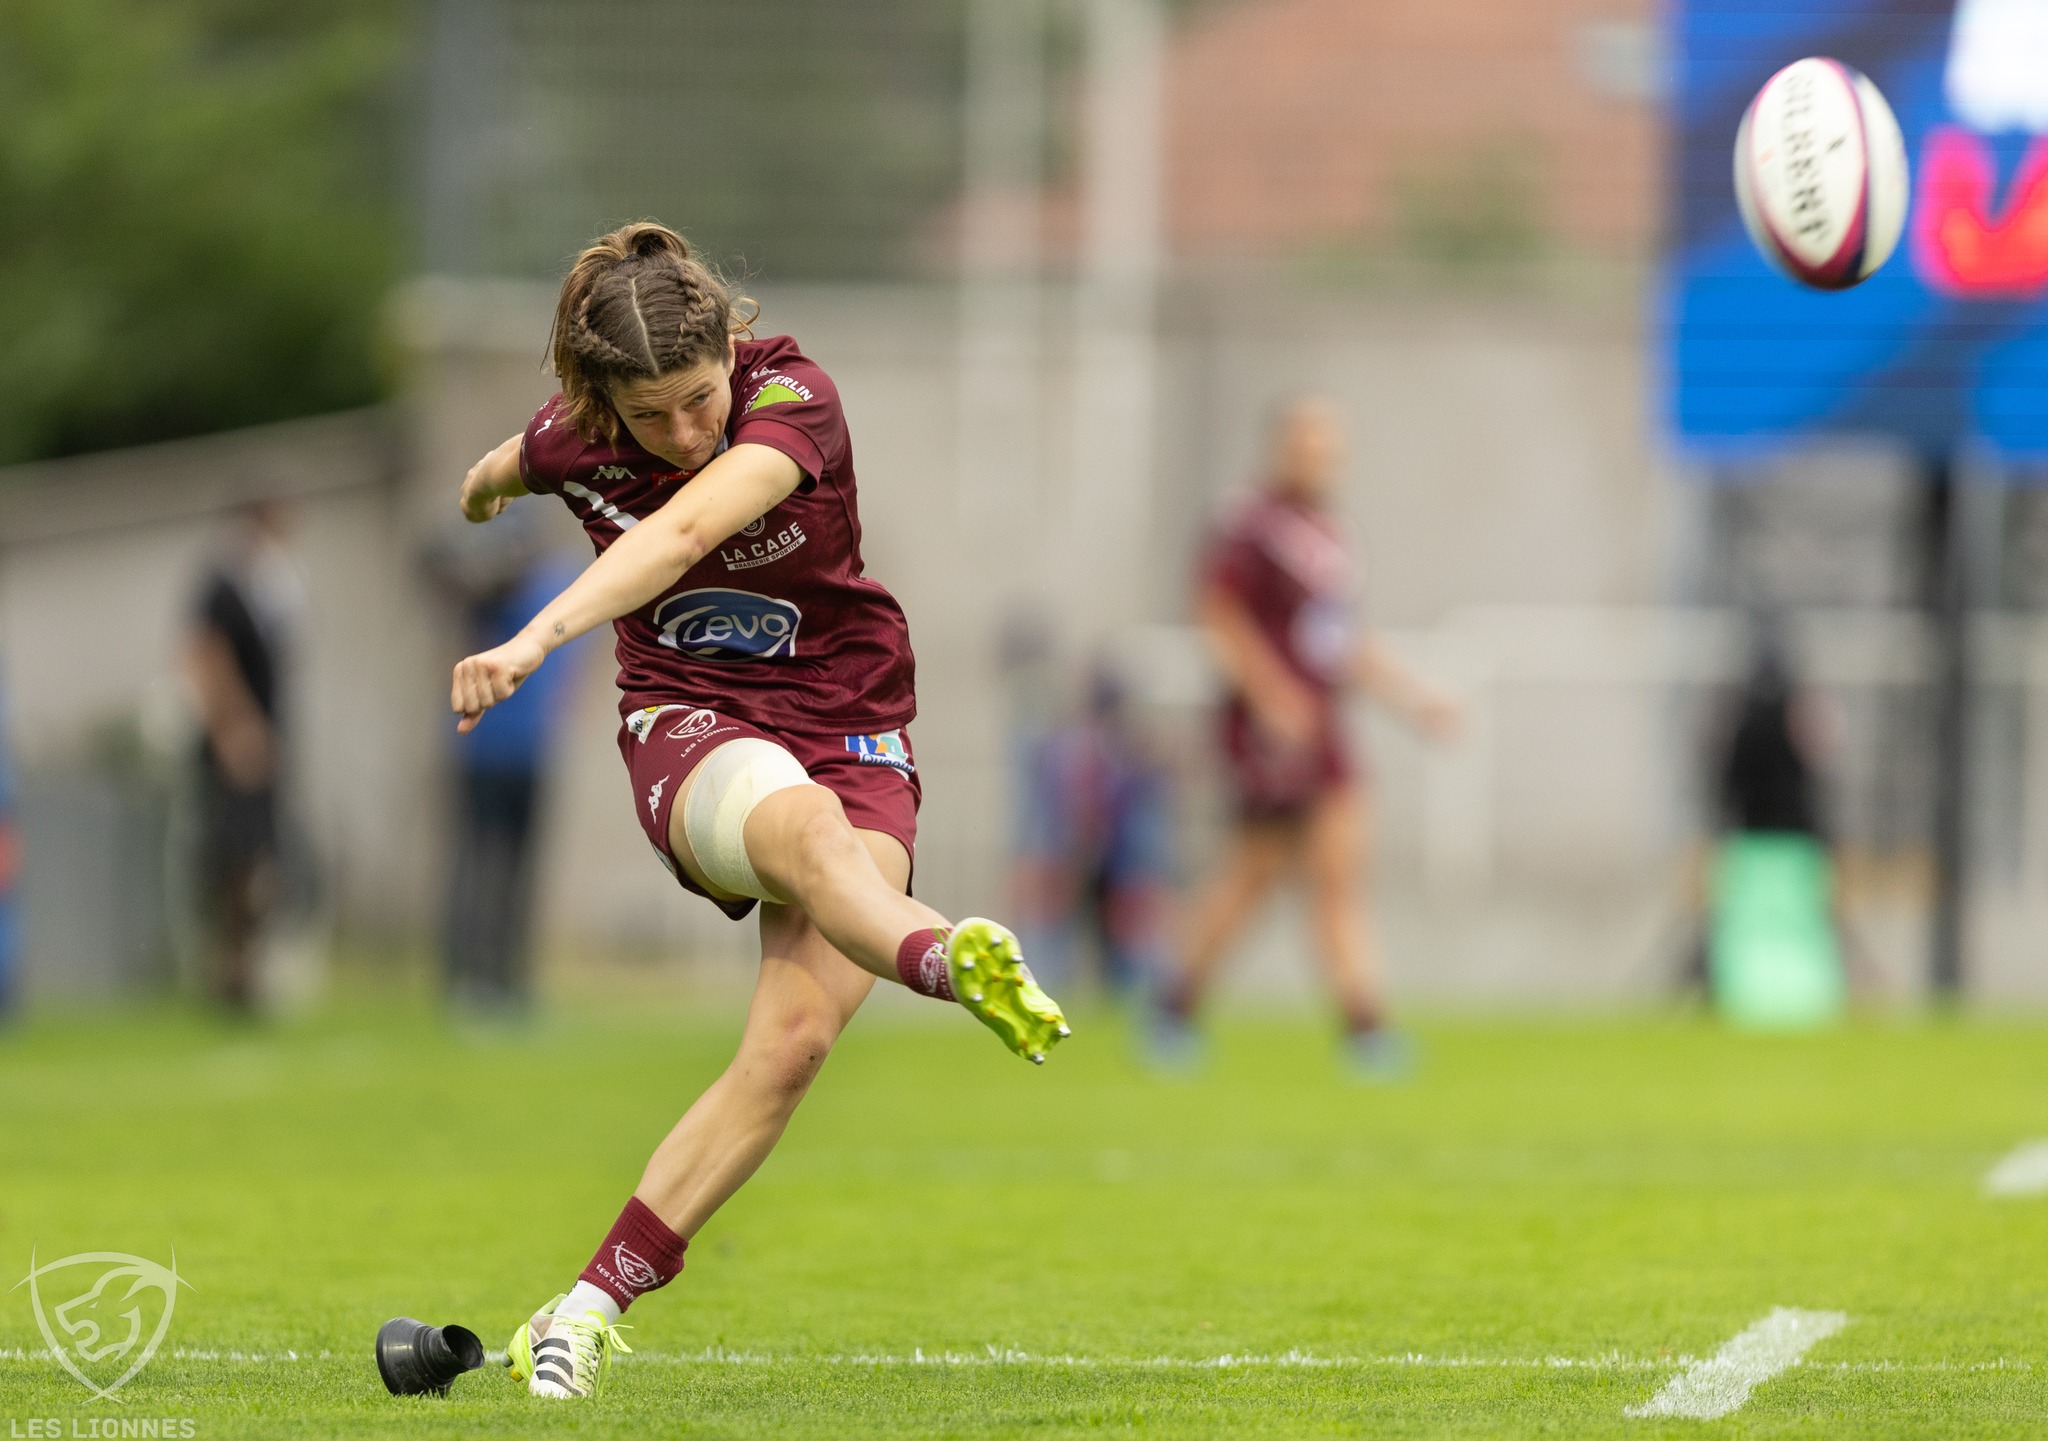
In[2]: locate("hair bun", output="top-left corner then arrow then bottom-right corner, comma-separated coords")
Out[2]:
630,224 -> 690,261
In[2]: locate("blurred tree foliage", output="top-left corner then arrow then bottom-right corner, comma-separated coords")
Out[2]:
0,0 -> 402,464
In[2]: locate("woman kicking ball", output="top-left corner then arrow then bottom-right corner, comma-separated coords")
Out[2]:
450,222 -> 1069,1400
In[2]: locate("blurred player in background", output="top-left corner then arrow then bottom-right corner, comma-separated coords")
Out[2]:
184,501 -> 304,1014
431,514 -> 591,1016
1152,400 -> 1458,1078
1010,661 -> 1175,996
448,223 -> 1067,1401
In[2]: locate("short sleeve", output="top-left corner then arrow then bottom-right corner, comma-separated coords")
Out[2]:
518,394 -> 581,497
730,354 -> 845,488
1202,515 -> 1262,606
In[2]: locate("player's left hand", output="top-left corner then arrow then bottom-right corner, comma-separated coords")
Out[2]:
452,634 -> 547,733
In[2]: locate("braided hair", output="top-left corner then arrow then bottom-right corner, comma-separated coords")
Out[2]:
548,222 -> 758,444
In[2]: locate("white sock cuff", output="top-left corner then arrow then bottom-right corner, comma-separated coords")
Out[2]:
563,1279 -> 622,1325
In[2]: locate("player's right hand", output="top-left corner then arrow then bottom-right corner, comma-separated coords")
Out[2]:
452,634 -> 547,733
459,465 -> 512,523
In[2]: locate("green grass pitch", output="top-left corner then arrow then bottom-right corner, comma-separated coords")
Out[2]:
3,996 -> 2046,1437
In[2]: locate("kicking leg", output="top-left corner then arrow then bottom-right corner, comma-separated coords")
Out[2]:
669,745 -> 1068,1064
510,835 -> 892,1399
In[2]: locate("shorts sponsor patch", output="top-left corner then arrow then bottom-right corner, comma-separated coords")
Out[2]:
846,730 -> 914,774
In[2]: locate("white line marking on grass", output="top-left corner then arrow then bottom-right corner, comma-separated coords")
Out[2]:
1984,1140 -> 2048,1197
1625,1308 -> 1848,1420
4,1340 -> 2024,1378
616,1346 -> 1673,1371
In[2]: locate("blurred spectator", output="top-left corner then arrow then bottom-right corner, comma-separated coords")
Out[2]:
0,681 -> 17,1019
1153,400 -> 1459,1077
1700,637 -> 1846,1028
183,501 -> 304,1013
1010,663 -> 1176,996
435,522 -> 590,1015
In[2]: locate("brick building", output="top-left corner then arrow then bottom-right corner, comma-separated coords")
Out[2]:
1162,0 -> 1662,260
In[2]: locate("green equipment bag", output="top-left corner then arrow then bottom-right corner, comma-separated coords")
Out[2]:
1707,832 -> 1845,1030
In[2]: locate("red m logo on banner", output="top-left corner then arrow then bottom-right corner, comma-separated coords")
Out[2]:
1913,124 -> 2048,297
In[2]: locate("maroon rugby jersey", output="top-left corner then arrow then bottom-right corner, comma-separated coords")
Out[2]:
1202,490 -> 1353,697
519,334 -> 916,733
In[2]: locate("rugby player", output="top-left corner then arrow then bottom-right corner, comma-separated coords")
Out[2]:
1152,400 -> 1458,1077
448,222 -> 1068,1399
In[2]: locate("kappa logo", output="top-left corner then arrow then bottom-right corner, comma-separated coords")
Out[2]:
594,464 -> 635,481
611,1245 -> 661,1291
648,774 -> 669,818
653,588 -> 801,661
14,1250 -> 192,1399
667,708 -> 719,741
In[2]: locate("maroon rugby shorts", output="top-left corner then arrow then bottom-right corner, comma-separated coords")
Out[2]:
1221,699 -> 1355,823
617,703 -> 921,920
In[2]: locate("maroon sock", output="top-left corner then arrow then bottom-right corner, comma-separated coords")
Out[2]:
578,1196 -> 688,1313
894,926 -> 954,1000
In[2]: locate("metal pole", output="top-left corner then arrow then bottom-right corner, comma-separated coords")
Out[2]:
1925,453 -> 1969,1001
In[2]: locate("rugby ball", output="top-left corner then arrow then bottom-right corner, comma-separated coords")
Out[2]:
1733,58 -> 1909,290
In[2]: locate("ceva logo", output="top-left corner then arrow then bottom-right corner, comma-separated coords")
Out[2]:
652,588 -> 801,661
1915,0 -> 2048,295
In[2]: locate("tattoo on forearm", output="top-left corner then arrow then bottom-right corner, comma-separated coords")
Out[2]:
552,622 -> 565,639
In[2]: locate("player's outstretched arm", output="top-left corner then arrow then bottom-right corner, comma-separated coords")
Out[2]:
1353,636 -> 1461,742
458,434 -> 529,522
450,442 -> 803,732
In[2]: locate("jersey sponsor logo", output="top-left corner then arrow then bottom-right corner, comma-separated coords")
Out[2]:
740,516 -> 766,536
1293,597 -> 1351,679
744,370 -> 814,411
846,729 -> 914,775
719,520 -> 808,572
653,588 -> 801,661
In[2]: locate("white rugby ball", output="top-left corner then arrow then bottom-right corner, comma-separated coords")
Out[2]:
1734,57 -> 1909,290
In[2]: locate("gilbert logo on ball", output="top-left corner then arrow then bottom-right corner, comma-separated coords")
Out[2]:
1734,57 -> 1910,290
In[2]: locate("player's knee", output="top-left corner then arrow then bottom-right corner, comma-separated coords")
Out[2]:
751,1010 -> 837,1102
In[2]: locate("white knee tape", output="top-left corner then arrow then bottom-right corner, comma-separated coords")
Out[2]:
683,738 -> 811,903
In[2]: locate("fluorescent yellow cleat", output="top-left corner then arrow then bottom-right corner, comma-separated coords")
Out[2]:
505,1295 -> 631,1399
947,917 -> 1071,1064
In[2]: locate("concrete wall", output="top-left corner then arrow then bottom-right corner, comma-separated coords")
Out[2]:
8,277 -> 2037,1004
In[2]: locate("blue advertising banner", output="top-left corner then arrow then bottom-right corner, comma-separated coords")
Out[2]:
1669,0 -> 2048,455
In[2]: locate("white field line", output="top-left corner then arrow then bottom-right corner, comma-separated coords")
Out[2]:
1625,1309 -> 1849,1420
1983,1140 -> 2048,1197
3,1339 -> 2023,1377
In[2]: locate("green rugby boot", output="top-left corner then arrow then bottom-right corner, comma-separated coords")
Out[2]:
506,1294 -> 631,1399
947,918 -> 1071,1064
